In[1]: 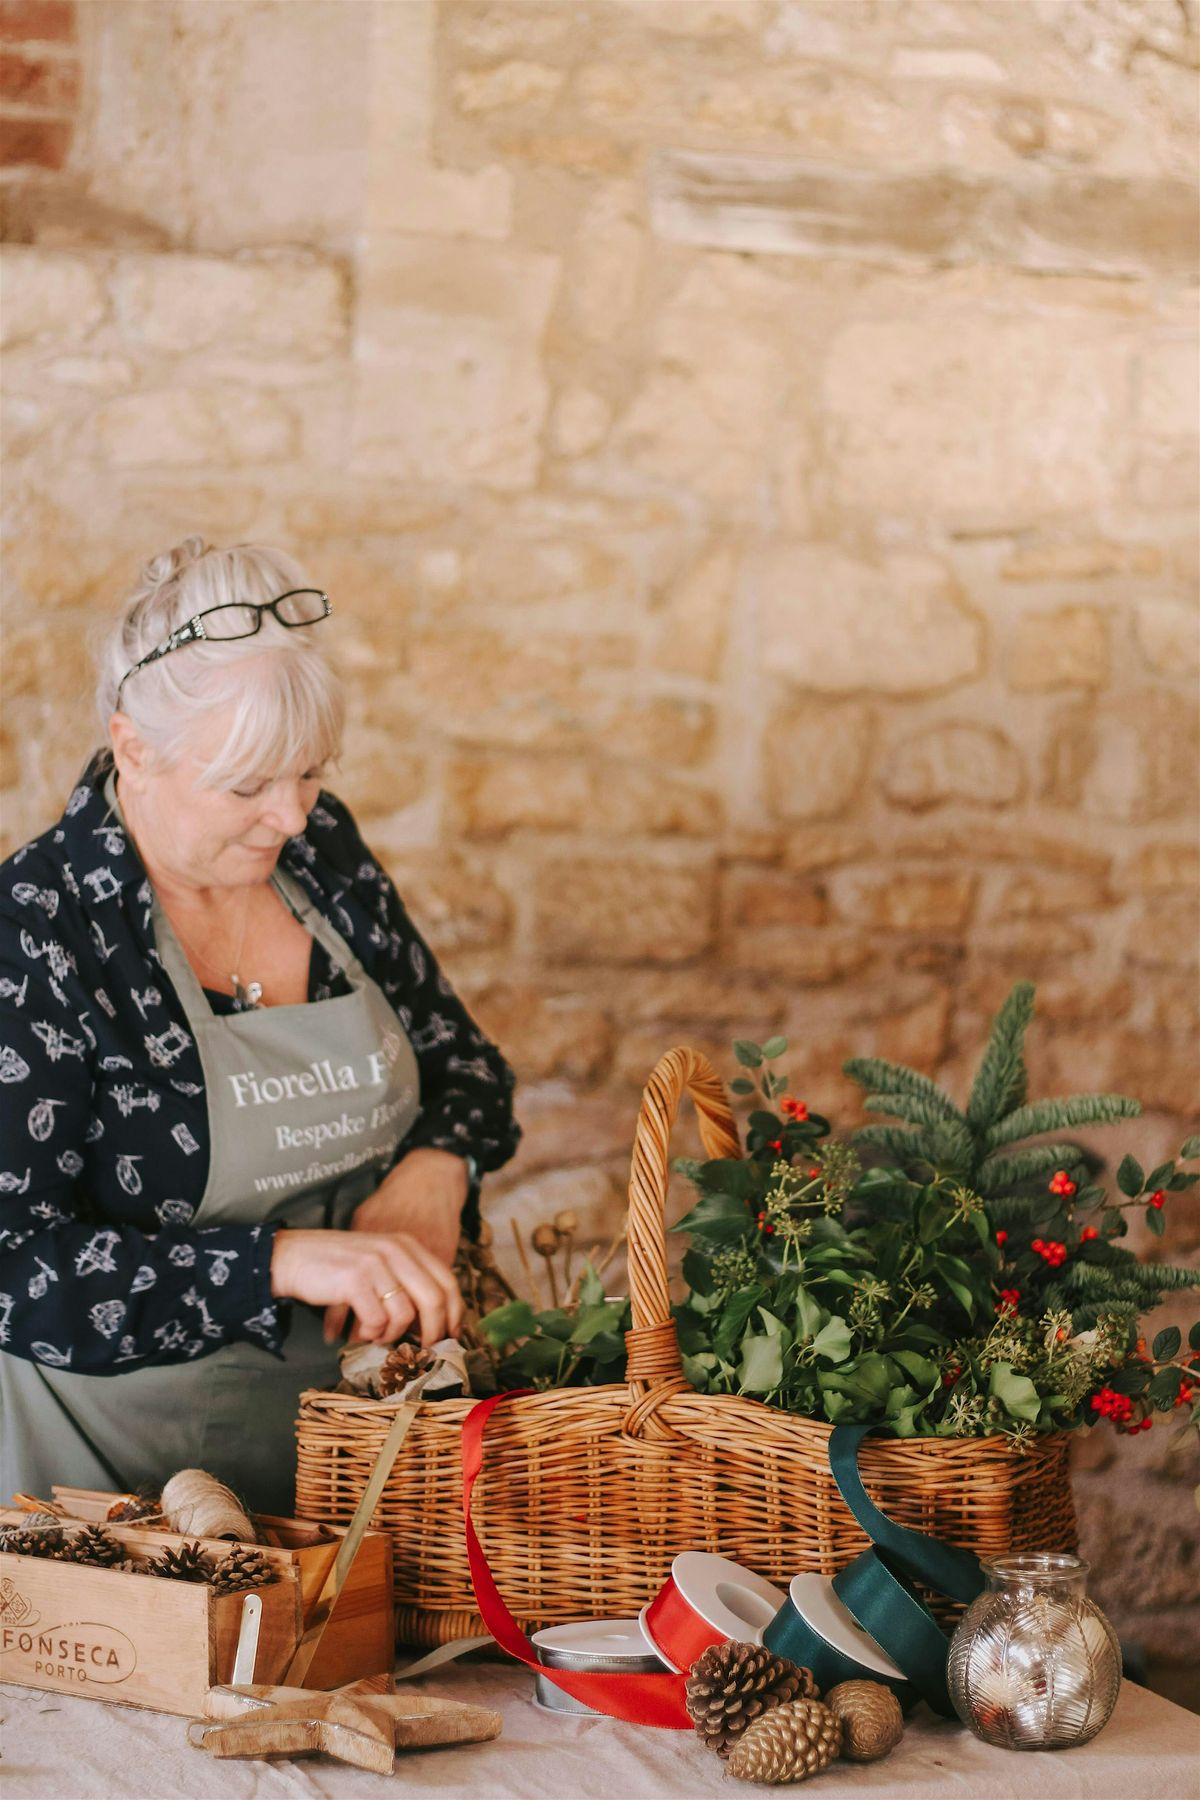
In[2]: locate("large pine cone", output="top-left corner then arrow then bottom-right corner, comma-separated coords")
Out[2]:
1,1518 -> 65,1558
59,1525 -> 126,1568
210,1546 -> 275,1595
824,1680 -> 904,1761
685,1641 -> 816,1757
143,1540 -> 215,1583
725,1698 -> 842,1785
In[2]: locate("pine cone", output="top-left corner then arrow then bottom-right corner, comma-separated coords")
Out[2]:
378,1341 -> 430,1397
210,1545 -> 275,1595
824,1680 -> 904,1761
143,1540 -> 215,1583
1,1519 -> 65,1558
725,1698 -> 842,1785
685,1640 -> 816,1757
60,1525 -> 126,1568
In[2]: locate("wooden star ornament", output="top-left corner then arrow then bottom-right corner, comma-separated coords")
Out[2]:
188,1680 -> 502,1774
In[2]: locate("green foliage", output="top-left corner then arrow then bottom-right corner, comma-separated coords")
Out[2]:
966,980 -> 1035,1129
842,1059 -> 964,1121
984,1094 -> 1141,1150
976,1145 -> 1087,1195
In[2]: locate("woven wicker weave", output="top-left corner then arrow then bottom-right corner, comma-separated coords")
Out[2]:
295,1048 -> 1078,1647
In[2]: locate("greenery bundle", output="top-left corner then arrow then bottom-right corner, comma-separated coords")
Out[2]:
480,984 -> 1200,1447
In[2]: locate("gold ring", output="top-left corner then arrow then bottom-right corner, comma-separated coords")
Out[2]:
378,1285 -> 404,1302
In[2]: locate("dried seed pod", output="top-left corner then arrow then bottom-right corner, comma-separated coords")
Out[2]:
531,1223 -> 562,1306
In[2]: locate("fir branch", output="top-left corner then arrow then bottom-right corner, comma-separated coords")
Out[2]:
852,1124 -> 938,1166
842,1058 -> 963,1121
983,1093 -> 1141,1151
864,1091 -> 965,1133
967,981 -> 1036,1131
976,1143 -> 1086,1195
1065,1262 -> 1200,1299
981,1194 -> 1044,1227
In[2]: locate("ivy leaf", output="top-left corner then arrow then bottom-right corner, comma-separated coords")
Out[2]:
1152,1326 -> 1182,1361
989,1362 -> 1041,1423
479,1300 -> 537,1348
893,1349 -> 938,1391
1146,1205 -> 1166,1238
739,1333 -> 784,1393
733,1040 -> 764,1068
934,1254 -> 978,1320
713,1287 -> 766,1361
682,1248 -> 714,1298
811,1315 -> 853,1364
793,1287 -> 824,1338
536,1310 -> 575,1341
576,1262 -> 605,1307
672,1191 -> 755,1246
762,1035 -> 789,1061
1117,1154 -> 1145,1198
570,1301 -> 627,1346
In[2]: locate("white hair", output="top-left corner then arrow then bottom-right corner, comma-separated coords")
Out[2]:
96,537 -> 344,791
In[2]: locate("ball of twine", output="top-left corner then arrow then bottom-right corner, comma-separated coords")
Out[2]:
161,1469 -> 257,1543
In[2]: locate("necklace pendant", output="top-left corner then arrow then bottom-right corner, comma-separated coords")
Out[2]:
233,977 -> 264,1009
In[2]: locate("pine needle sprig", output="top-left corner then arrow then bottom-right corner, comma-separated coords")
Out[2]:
853,1124 -> 938,1166
843,1058 -> 963,1121
976,1144 -> 1088,1195
984,1094 -> 1141,1151
864,1091 -> 965,1133
966,980 -> 1035,1129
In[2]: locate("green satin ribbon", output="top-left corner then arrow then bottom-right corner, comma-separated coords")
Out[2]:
825,1423 -> 985,1718
761,1594 -> 914,1709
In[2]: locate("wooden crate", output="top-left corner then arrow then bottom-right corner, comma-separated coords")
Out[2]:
0,1507 -> 394,1716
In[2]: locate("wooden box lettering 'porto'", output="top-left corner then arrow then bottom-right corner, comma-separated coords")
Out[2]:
0,1503 -> 393,1717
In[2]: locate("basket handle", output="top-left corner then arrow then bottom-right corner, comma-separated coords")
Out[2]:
624,1047 -> 741,1398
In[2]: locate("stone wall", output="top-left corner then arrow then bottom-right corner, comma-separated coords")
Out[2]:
1,0 -> 1197,1689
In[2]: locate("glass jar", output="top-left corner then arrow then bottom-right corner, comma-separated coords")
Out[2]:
947,1552 -> 1121,1751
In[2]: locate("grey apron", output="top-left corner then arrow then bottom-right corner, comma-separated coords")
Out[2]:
0,866 -> 419,1516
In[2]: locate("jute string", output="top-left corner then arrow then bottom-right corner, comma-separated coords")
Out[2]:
161,1468 -> 257,1542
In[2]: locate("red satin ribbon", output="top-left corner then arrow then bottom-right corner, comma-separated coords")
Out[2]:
461,1389 -> 692,1728
641,1575 -> 726,1672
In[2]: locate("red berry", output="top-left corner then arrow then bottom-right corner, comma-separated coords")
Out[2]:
1032,1238 -> 1044,1251
768,1139 -> 783,1153
1150,1190 -> 1165,1209
995,1230 -> 1008,1247
807,1166 -> 821,1179
1080,1226 -> 1098,1242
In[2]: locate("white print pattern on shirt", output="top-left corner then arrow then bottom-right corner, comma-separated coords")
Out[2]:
130,1265 -> 156,1293
115,1154 -> 143,1195
31,1339 -> 73,1366
94,987 -> 116,1017
90,920 -> 117,962
82,866 -> 122,903
0,1168 -> 32,1194
84,1117 -> 104,1143
11,882 -> 59,918
99,1053 -> 132,1071
156,1198 -> 194,1226
170,1122 -> 200,1155
131,985 -> 161,1020
0,1292 -> 13,1345
145,1023 -> 191,1067
0,1045 -> 32,1084
243,1308 -> 276,1341
0,974 -> 29,1007
75,1229 -> 120,1275
57,1149 -> 84,1178
28,1256 -> 58,1299
89,1298 -> 126,1338
92,824 -> 126,857
182,1286 -> 223,1338
113,1084 -> 160,1118
27,1099 -> 64,1141
205,1248 -> 237,1286
30,1021 -> 87,1063
168,1243 -> 196,1267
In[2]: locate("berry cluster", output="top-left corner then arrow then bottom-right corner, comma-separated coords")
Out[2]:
780,1097 -> 809,1122
1176,1378 -> 1196,1410
1032,1238 -> 1068,1268
995,1288 -> 1021,1315
1048,1170 -> 1077,1198
1089,1385 -> 1154,1434
755,1211 -> 775,1235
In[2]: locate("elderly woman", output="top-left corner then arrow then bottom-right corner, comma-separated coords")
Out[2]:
0,538 -> 520,1513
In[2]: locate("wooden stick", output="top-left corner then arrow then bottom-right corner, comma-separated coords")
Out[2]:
510,1219 -> 535,1294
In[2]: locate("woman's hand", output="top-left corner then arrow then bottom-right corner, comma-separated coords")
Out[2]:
351,1148 -> 469,1267
270,1227 -> 463,1348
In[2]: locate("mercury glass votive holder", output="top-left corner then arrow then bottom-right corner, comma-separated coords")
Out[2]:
947,1552 -> 1121,1751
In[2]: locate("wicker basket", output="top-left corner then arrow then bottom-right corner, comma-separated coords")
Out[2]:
295,1048 -> 1078,1647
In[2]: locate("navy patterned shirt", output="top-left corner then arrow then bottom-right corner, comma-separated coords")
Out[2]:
0,757 -> 520,1374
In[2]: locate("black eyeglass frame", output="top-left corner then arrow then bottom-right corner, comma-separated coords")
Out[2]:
115,589 -> 332,703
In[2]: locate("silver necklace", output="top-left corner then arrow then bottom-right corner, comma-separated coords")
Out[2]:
170,889 -> 263,1008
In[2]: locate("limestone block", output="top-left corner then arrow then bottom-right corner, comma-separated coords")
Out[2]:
1115,842 -> 1200,893
1137,337 -> 1200,440
895,826 -> 1109,876
876,988 -> 953,1070
836,872 -> 977,932
533,857 -> 715,964
91,386 -> 296,466
750,545 -> 983,695
334,737 -> 427,824
0,247 -> 104,346
447,752 -> 718,838
1134,600 -> 1199,678
1044,689 -> 1199,823
782,827 -> 869,873
503,1094 -> 635,1177
764,700 -> 875,821
1008,606 -> 1110,690
570,184 -> 643,344
652,545 -> 732,682
970,918 -> 1094,966
891,47 -> 1007,81
381,851 -> 512,954
610,698 -> 716,768
45,355 -> 136,388
111,254 -> 346,356
727,930 -> 873,985
824,313 -> 1127,514
881,721 -> 1023,811
604,0 -> 763,34
451,60 -> 565,115
467,985 -> 613,1085
0,624 -> 94,705
451,4 -> 573,56
550,387 -> 612,455
992,872 -> 1112,919
1126,894 -> 1200,970
1000,536 -> 1161,581
407,627 -> 633,747
352,238 -> 558,491
721,868 -> 828,931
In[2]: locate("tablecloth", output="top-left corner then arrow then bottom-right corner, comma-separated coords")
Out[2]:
3,1664 -> 1197,1799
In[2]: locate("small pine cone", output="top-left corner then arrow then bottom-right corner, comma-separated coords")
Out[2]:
824,1680 -> 904,1761
725,1698 -> 842,1785
2,1520 -> 65,1559
144,1540 -> 215,1583
378,1341 -> 430,1397
60,1525 -> 126,1568
685,1640 -> 815,1757
210,1546 -> 275,1595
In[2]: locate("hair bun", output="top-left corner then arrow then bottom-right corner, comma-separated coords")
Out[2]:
141,535 -> 209,590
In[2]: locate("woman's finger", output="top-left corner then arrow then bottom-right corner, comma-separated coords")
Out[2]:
323,1303 -> 349,1345
398,1234 -> 464,1338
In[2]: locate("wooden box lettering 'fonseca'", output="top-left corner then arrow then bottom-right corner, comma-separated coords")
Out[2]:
0,1507 -> 394,1717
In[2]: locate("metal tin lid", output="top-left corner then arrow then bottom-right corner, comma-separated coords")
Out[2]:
531,1618 -> 668,1673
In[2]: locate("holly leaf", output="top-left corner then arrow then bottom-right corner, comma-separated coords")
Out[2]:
672,1191 -> 755,1246
739,1333 -> 784,1393
1153,1326 -> 1182,1361
1189,1322 -> 1200,1352
479,1300 -> 537,1348
989,1362 -> 1041,1423
1146,1162 -> 1176,1189
1146,1205 -> 1166,1237
1117,1154 -> 1144,1198
1148,1367 -> 1180,1410
1181,1135 -> 1200,1160
733,1040 -> 764,1068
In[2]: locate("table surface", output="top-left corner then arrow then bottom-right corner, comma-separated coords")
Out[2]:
3,1663 -> 1197,1799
